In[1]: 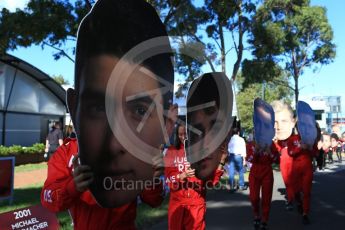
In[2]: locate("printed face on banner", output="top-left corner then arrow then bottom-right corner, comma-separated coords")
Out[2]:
185,72 -> 233,180
253,98 -> 275,148
188,108 -> 225,180
68,55 -> 168,207
274,110 -> 296,141
297,101 -> 317,146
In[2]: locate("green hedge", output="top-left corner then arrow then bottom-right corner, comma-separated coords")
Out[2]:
0,143 -> 45,156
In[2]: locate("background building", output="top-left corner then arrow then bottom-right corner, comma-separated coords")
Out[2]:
299,95 -> 344,133
0,54 -> 67,146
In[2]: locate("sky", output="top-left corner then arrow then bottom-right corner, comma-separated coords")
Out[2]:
1,0 -> 345,116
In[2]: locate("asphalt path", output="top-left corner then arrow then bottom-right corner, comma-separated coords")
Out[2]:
150,160 -> 345,230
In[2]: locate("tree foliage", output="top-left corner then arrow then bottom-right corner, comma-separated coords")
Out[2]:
149,0 -> 257,98
243,0 -> 336,104
0,0 -> 336,112
52,74 -> 69,85
0,0 -> 90,61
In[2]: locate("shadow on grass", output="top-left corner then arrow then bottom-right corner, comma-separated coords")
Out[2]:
0,186 -> 42,211
136,196 -> 169,230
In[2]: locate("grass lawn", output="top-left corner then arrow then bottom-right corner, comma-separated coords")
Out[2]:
0,181 -> 73,230
136,197 -> 169,229
15,162 -> 47,173
1,163 -> 169,229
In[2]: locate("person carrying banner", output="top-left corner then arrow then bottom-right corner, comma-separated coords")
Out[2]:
164,124 -> 227,230
248,98 -> 279,230
272,100 -> 318,225
42,0 -> 178,228
41,138 -> 164,229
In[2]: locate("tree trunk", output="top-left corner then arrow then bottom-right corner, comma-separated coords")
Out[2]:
218,22 -> 226,73
292,50 -> 299,106
294,75 -> 299,106
231,1 -> 243,81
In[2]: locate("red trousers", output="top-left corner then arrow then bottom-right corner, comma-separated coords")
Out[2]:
292,156 -> 313,214
168,201 -> 206,230
280,150 -> 294,202
249,164 -> 274,222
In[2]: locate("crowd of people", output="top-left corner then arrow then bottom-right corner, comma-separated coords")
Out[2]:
316,131 -> 344,170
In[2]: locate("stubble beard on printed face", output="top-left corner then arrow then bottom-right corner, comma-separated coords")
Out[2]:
74,55 -> 166,208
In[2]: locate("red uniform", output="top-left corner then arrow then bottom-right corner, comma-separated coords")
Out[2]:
274,137 -> 295,202
41,138 -> 163,230
164,145 -> 223,230
275,135 -> 317,214
246,142 -> 279,222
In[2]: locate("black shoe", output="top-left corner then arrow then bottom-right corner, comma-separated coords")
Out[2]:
253,218 -> 261,230
285,202 -> 293,211
260,222 -> 268,230
302,215 -> 310,225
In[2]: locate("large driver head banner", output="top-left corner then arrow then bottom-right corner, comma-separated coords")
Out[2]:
297,100 -> 317,146
253,98 -> 275,148
185,72 -> 233,180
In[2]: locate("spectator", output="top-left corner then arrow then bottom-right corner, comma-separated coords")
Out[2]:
330,133 -> 341,163
321,133 -> 331,167
227,127 -> 247,191
341,132 -> 345,155
45,121 -> 63,160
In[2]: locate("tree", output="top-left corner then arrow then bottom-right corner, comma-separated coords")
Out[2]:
0,0 -> 91,61
148,0 -> 257,101
203,0 -> 256,81
236,72 -> 292,131
242,0 -> 336,104
52,74 -> 70,85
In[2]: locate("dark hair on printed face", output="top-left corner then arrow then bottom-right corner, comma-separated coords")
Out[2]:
75,0 -> 174,109
186,73 -> 221,116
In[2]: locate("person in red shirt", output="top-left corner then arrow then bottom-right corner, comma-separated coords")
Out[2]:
272,101 -> 318,224
41,138 -> 163,230
248,98 -> 279,230
65,0 -> 177,209
41,0 -> 179,228
164,124 -> 226,230
247,141 -> 280,230
271,101 -> 296,210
